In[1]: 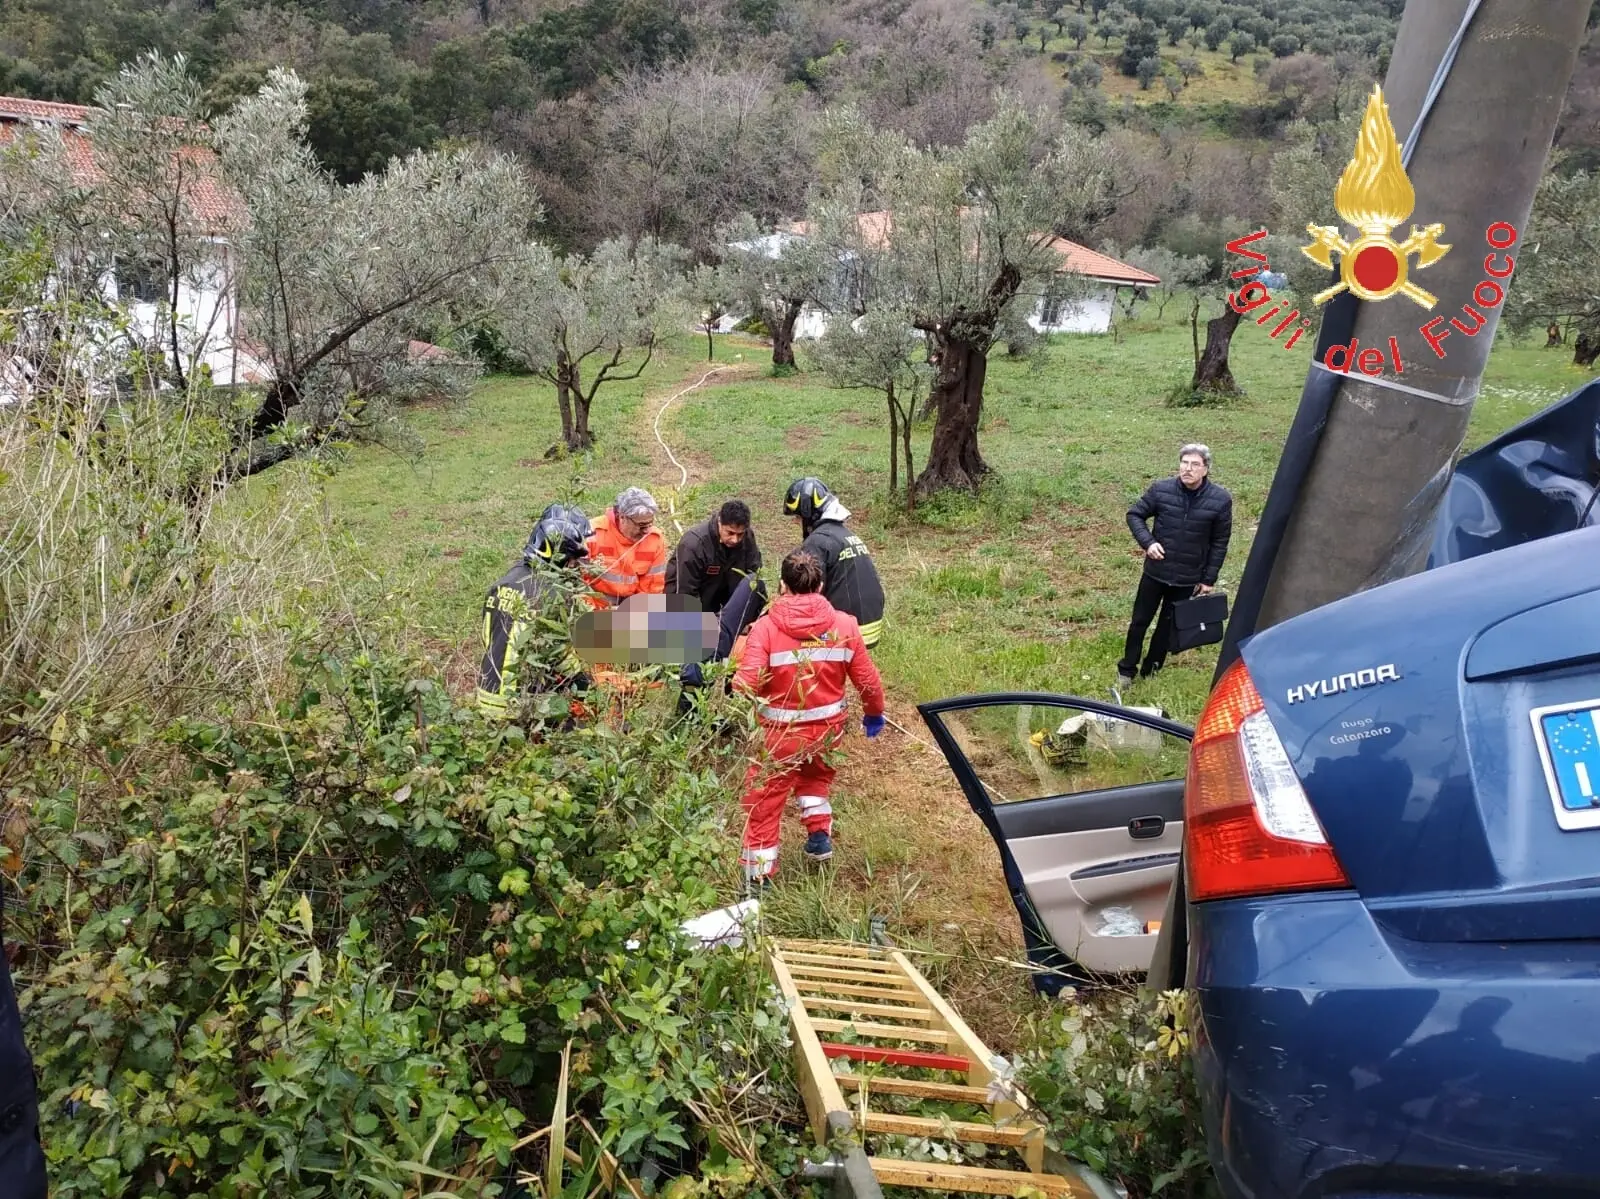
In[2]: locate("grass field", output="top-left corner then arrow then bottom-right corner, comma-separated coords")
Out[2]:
296,309 -> 1587,1044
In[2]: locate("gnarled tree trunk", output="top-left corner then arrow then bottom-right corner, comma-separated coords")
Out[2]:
770,299 -> 802,369
914,336 -> 990,497
574,392 -> 594,449
548,352 -> 593,453
1191,303 -> 1243,393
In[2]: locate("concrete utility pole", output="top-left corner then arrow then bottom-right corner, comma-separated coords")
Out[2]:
1223,0 -> 1591,653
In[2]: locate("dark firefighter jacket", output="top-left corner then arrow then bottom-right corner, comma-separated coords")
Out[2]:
665,515 -> 763,615
1126,476 -> 1233,588
0,879 -> 46,1199
475,562 -> 584,718
800,520 -> 885,646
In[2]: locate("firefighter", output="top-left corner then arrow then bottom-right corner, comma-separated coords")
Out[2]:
668,499 -> 767,707
581,487 -> 668,610
732,548 -> 886,888
783,477 -> 886,647
475,505 -> 592,719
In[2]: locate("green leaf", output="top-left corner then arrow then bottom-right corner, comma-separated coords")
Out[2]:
354,1113 -> 381,1136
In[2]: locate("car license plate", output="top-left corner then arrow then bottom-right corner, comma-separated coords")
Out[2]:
1529,698 -> 1600,831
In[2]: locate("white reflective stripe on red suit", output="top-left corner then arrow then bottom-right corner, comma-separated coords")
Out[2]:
758,699 -> 846,723
768,647 -> 855,666
739,845 -> 778,879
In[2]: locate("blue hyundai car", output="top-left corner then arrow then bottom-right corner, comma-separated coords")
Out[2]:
918,382 -> 1600,1196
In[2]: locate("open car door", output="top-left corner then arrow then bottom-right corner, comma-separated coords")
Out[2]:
917,693 -> 1194,993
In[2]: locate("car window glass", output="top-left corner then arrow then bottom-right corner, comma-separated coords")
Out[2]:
942,704 -> 1189,805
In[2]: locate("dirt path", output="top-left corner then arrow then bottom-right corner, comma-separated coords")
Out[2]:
640,356 -> 761,531
644,351 -> 1032,1045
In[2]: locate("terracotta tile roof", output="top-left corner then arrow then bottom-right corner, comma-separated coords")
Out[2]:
0,94 -> 245,233
1042,236 -> 1161,286
0,97 -> 94,124
782,209 -> 1161,286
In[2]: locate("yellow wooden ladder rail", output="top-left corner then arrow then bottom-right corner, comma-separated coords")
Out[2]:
769,937 -> 1103,1198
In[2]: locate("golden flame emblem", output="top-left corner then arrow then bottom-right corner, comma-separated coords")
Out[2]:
1301,84 -> 1449,307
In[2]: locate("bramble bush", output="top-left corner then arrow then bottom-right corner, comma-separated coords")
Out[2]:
8,641 -> 804,1197
1015,987 -> 1219,1199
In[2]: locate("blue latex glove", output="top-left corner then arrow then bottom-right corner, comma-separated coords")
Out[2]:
862,714 -> 885,739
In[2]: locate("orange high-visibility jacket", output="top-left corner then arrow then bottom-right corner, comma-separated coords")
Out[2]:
580,508 -> 668,609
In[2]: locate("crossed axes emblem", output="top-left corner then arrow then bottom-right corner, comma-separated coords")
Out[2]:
1301,222 -> 1451,308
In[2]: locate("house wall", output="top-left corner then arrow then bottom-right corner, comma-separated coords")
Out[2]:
1026,287 -> 1118,335
104,240 -> 265,386
783,286 -> 1123,342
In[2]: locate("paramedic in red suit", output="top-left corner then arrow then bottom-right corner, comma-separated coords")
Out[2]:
732,548 -> 886,886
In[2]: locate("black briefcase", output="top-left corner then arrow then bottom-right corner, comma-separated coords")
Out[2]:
1171,591 -> 1228,653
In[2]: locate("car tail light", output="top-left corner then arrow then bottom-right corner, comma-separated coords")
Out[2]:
1184,658 -> 1350,902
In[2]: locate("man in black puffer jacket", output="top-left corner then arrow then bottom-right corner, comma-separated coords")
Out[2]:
1117,443 -> 1232,687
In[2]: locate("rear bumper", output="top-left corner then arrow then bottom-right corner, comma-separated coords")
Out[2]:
1188,892 -> 1600,1199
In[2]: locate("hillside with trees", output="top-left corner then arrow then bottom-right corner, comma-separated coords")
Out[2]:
10,2 -> 1600,349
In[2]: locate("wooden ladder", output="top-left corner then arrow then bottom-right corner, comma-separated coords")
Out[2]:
769,937 -> 1098,1198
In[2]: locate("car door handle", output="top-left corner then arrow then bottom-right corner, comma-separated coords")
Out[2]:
1128,815 -> 1165,840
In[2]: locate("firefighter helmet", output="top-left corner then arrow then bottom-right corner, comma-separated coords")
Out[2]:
524,506 -> 590,566
783,477 -> 833,533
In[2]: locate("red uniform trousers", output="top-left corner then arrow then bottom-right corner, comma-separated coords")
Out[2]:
737,719 -> 844,880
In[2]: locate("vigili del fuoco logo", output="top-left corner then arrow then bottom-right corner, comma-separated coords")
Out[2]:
1301,83 -> 1449,307
1226,83 -> 1518,375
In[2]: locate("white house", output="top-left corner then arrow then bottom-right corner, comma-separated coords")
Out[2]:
724,210 -> 1161,339
0,95 -> 272,401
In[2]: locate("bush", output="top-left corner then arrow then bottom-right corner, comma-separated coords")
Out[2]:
466,324 -> 535,375
12,647 -> 796,1196
1016,988 -> 1219,1199
732,313 -> 771,338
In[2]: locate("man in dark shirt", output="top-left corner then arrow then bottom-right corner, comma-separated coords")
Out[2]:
668,500 -> 766,706
666,500 -> 762,616
1118,443 -> 1233,689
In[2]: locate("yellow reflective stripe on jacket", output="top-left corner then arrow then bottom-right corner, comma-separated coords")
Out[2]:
858,618 -> 884,646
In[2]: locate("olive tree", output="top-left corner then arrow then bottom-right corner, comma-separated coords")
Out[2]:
720,213 -> 840,371
1505,161 -> 1600,366
809,307 -> 933,508
501,237 -> 687,454
85,52 -> 232,393
214,68 -> 540,475
815,99 -> 1120,497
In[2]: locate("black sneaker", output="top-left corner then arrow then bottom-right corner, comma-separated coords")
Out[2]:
804,831 -> 834,862
746,876 -> 774,898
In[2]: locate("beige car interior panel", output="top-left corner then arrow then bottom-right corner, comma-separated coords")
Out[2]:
1007,824 -> 1182,975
